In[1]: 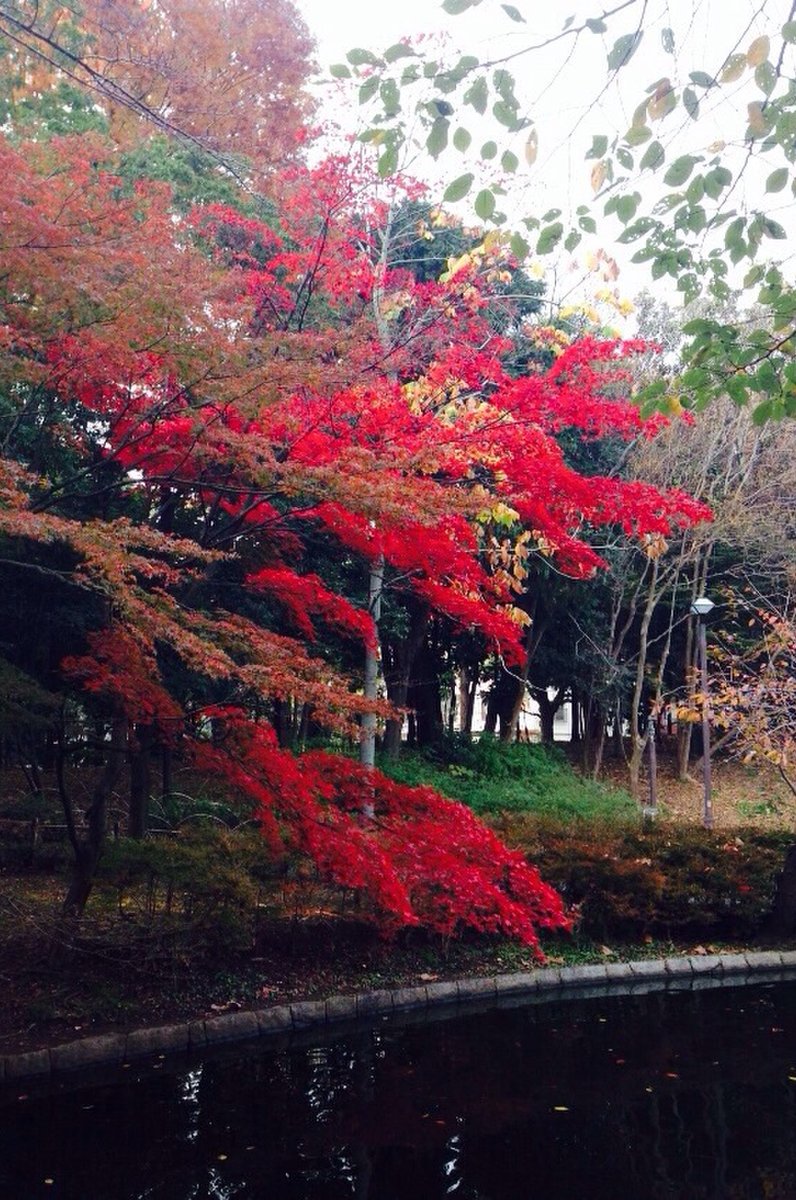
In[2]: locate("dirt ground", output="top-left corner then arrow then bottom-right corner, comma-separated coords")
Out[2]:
603,754 -> 796,831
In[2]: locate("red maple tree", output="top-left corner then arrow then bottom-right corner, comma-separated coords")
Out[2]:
0,135 -> 709,943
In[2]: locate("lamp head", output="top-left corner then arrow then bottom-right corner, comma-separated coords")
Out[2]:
690,596 -> 715,618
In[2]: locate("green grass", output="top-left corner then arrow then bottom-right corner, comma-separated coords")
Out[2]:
378,736 -> 636,824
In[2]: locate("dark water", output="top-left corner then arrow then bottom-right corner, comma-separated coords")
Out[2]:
5,981 -> 796,1199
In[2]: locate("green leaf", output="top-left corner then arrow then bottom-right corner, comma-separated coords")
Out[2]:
578,214 -> 597,233
755,61 -> 777,95
624,124 -> 651,147
661,27 -> 675,53
493,99 -> 521,129
724,215 -> 746,248
443,172 -> 474,202
682,317 -> 719,335
766,167 -> 789,193
703,165 -> 732,198
443,0 -> 476,12
585,134 -> 609,160
687,205 -> 706,233
380,79 -> 400,115
663,155 -> 697,186
493,68 -> 517,101
686,175 -> 705,203
481,140 -> 498,159
585,17 -> 607,33
359,77 -> 380,104
536,222 -> 564,254
682,366 -> 710,389
616,146 -> 634,169
377,145 -> 399,177
783,20 -> 796,42
640,140 -> 665,171
453,126 -> 472,152
501,149 -> 519,173
615,193 -> 640,224
426,117 -> 450,158
756,360 -> 779,393
564,229 -> 582,252
725,376 -> 749,405
474,188 -> 496,220
501,4 -> 526,21
617,215 -> 656,242
510,231 -> 529,259
763,217 -> 787,239
758,357 -> 782,391
464,76 -> 488,115
384,43 -> 416,63
689,71 -> 715,88
347,47 -> 381,66
330,63 -> 351,79
683,87 -> 699,119
608,31 -> 643,71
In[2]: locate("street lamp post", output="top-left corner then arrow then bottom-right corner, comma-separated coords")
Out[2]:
690,596 -> 715,830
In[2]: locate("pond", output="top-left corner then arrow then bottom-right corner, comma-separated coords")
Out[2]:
4,979 -> 796,1199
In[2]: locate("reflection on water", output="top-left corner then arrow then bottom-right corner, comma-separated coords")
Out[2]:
4,981 -> 796,1198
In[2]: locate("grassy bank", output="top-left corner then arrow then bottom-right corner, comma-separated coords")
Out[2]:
378,737 -> 636,822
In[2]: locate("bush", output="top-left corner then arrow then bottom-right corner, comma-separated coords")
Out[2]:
499,817 -> 793,942
96,827 -> 285,958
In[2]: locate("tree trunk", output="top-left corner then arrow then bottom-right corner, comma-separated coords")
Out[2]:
676,722 -> 694,782
569,686 -> 582,745
382,602 -> 430,759
128,723 -> 153,838
485,666 -> 518,740
63,714 -> 127,915
591,718 -> 607,779
360,557 -> 383,770
408,638 -> 444,747
457,667 -> 479,737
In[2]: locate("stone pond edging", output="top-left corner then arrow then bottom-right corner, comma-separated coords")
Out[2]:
4,950 -> 796,1085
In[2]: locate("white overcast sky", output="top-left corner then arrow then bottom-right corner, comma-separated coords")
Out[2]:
295,0 -> 790,306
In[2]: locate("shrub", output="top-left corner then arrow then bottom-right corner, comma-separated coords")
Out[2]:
500,818 -> 793,942
97,827 -> 284,958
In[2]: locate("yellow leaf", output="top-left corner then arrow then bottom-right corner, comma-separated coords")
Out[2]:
525,127 -> 539,166
721,53 -> 748,83
591,160 -> 607,193
747,101 -> 767,135
648,78 -> 674,120
747,35 -> 770,67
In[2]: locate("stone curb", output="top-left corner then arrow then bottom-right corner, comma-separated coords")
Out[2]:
3,952 -> 795,1085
